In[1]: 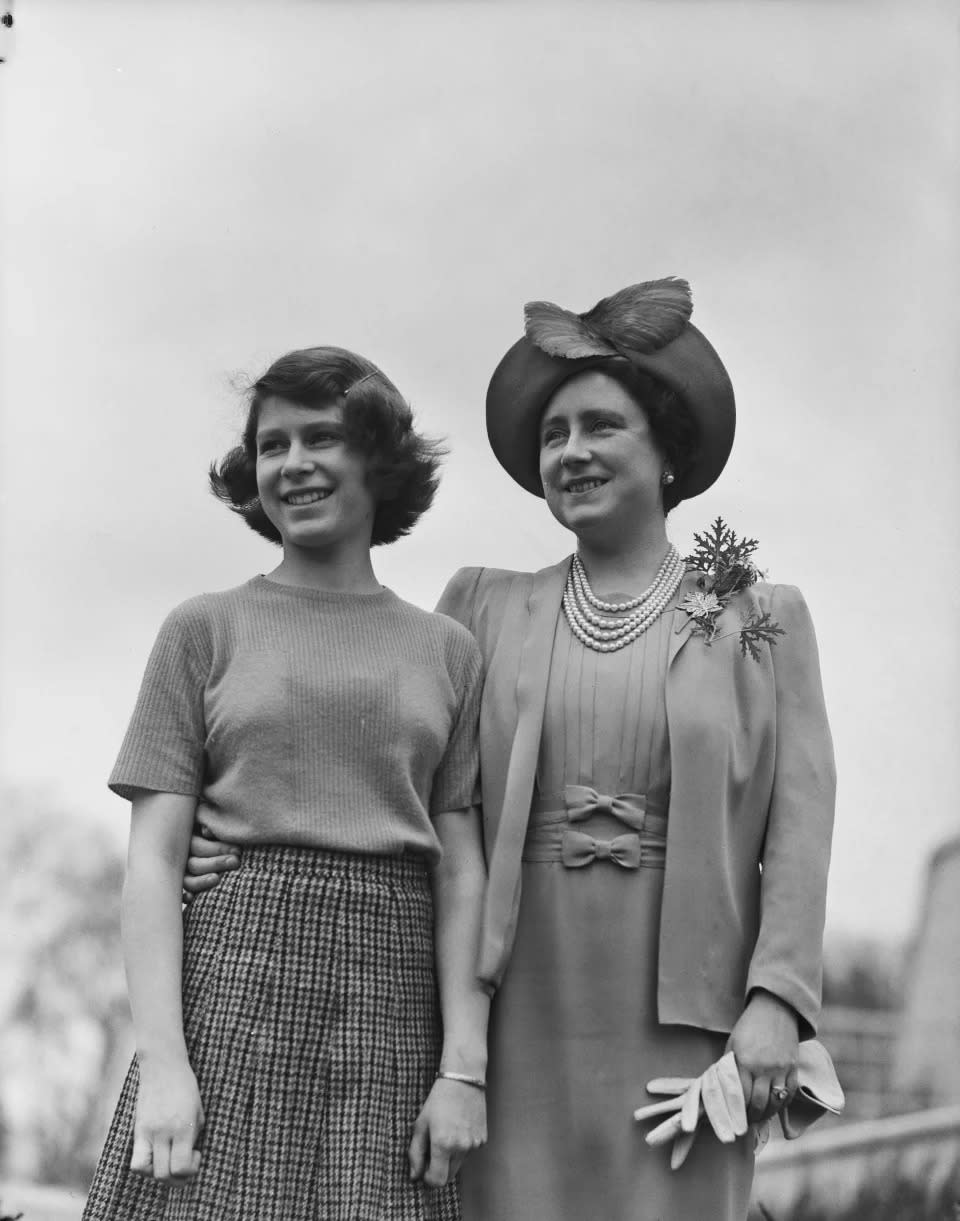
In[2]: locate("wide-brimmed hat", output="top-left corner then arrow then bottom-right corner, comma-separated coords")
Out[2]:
485,278 -> 735,500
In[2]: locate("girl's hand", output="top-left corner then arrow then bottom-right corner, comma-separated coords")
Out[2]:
182,829 -> 240,897
726,990 -> 799,1122
408,1078 -> 487,1188
131,1060 -> 205,1184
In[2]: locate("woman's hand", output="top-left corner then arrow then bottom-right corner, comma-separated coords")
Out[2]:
726,989 -> 799,1121
131,1057 -> 205,1184
408,1078 -> 487,1188
419,807 -> 490,1185
182,830 -> 240,896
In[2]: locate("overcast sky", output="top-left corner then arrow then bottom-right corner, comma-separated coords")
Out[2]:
2,0 -> 958,943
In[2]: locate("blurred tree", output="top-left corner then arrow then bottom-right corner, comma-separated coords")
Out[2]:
892,837 -> 960,1110
821,934 -> 903,1011
1,787 -> 130,1186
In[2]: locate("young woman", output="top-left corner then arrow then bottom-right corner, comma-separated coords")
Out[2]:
187,283 -> 836,1221
84,347 -> 489,1221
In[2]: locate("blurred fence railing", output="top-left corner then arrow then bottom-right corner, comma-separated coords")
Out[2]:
815,1004 -> 904,1118
750,1104 -> 960,1219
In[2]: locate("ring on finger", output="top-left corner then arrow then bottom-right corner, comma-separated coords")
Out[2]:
771,1085 -> 790,1104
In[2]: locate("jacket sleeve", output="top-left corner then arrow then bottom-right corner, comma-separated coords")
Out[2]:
745,584 -> 836,1036
435,567 -> 485,634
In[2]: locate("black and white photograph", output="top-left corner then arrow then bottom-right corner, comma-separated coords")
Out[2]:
1,2 -> 958,1218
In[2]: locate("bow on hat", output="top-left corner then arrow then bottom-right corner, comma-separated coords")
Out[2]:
524,278 -> 693,361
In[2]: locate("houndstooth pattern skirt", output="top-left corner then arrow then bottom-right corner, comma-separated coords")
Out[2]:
83,844 -> 460,1221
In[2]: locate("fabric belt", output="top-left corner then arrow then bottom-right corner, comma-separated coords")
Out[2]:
523,785 -> 667,869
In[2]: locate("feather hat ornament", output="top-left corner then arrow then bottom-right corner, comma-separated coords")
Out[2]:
524,278 -> 693,361
486,276 -> 735,501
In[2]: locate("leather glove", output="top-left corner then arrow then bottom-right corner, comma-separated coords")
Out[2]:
633,1050 -> 748,1169
780,1039 -> 845,1138
632,1041 -> 845,1169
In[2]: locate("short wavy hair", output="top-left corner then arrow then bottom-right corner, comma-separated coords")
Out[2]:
209,346 -> 444,547
599,360 -> 701,513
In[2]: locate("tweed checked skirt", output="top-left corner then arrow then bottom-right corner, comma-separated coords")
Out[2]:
83,845 -> 459,1221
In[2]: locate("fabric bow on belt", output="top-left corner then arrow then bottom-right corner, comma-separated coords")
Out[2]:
632,1042 -> 844,1170
556,787 -> 653,869
564,785 -> 647,830
560,830 -> 643,869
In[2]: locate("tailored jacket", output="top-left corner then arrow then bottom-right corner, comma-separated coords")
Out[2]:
436,560 -> 836,1037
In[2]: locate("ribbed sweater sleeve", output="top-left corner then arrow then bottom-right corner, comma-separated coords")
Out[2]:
431,634 -> 483,815
110,601 -> 211,800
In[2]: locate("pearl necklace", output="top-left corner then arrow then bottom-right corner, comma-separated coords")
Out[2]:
562,546 -> 685,652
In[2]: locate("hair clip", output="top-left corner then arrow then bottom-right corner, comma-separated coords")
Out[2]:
345,370 -> 378,396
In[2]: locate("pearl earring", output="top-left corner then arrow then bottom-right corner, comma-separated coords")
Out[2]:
662,470 -> 675,486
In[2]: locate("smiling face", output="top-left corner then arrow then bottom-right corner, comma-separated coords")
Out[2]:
538,370 -> 669,540
255,396 -> 376,556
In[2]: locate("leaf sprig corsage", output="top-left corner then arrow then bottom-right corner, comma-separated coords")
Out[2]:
679,517 -> 785,661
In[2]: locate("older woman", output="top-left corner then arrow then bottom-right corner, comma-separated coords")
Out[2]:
187,282 -> 835,1221
85,347 -> 489,1221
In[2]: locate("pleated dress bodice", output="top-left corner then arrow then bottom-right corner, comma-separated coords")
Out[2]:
535,593 -> 673,821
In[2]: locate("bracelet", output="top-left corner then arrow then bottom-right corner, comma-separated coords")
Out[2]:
437,1069 -> 487,1091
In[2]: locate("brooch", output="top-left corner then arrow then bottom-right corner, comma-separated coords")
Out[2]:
679,518 -> 785,660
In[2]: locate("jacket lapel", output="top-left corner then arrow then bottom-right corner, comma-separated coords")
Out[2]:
668,568 -> 702,670
478,556 -> 569,985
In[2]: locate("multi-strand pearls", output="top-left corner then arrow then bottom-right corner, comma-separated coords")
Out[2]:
562,546 -> 685,652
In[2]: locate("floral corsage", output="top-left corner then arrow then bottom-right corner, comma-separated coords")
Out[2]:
679,518 -> 785,661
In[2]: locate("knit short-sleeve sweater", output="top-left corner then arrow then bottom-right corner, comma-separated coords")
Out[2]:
109,576 -> 483,862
